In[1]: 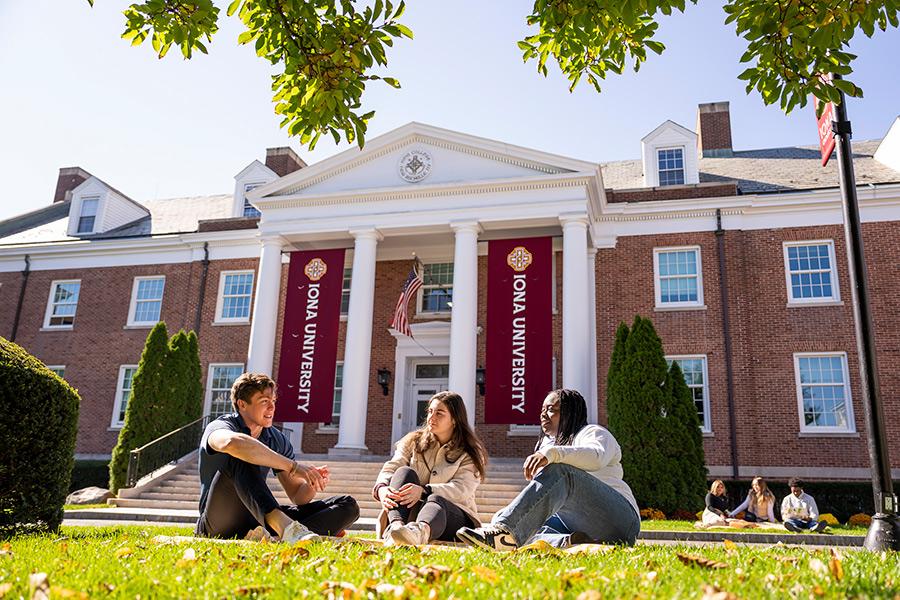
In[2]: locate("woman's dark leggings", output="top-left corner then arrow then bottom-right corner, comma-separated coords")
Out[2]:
387,466 -> 476,542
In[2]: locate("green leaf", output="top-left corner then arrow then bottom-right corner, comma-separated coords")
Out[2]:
227,0 -> 242,17
382,77 -> 401,88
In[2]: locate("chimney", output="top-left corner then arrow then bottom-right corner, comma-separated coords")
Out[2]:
265,147 -> 307,177
696,101 -> 733,158
53,167 -> 91,203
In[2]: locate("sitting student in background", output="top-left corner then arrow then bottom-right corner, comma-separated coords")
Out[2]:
701,480 -> 733,527
372,391 -> 487,546
781,477 -> 828,533
457,389 -> 640,551
196,373 -> 359,543
729,476 -> 777,523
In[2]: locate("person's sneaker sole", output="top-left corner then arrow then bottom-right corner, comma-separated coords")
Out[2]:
568,531 -> 594,546
389,527 -> 422,546
784,522 -> 800,533
456,528 -> 517,552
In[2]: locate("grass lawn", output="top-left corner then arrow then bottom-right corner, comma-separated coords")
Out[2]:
639,520 -> 869,536
1,525 -> 897,598
63,504 -> 111,511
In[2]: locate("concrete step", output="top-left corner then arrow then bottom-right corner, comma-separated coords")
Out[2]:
150,482 -> 524,496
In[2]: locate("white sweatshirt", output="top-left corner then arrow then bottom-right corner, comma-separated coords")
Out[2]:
781,491 -> 820,521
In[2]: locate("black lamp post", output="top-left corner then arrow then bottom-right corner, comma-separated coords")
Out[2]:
830,77 -> 900,550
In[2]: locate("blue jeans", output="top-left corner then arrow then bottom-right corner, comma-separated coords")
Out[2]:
493,463 -> 640,547
785,517 -> 820,531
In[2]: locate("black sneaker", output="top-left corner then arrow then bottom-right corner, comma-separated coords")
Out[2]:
567,531 -> 594,546
784,521 -> 800,533
815,520 -> 828,533
456,526 -> 518,552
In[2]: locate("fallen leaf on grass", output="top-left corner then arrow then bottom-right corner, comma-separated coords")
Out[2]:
677,554 -> 728,569
809,557 -> 828,576
360,548 -> 378,559
176,547 -> 198,568
234,584 -> 274,596
29,572 -> 49,600
404,564 -> 453,583
723,539 -> 737,552
812,584 -> 826,596
49,587 -> 87,599
373,582 -> 406,597
114,547 -> 133,558
0,583 -> 12,598
829,548 -> 844,582
701,584 -> 738,600
470,564 -> 499,584
516,540 -> 558,554
576,592 -> 602,600
564,544 -> 613,555
774,556 -> 800,565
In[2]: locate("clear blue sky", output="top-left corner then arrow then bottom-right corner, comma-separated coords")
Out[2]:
1,1 -> 897,220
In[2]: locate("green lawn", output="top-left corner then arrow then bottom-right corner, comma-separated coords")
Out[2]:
640,519 -> 869,536
63,504 -> 111,511
0,525 -> 895,598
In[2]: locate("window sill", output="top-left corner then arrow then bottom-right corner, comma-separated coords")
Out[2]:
212,320 -> 251,326
340,315 -> 348,322
316,426 -> 339,434
124,324 -> 156,330
40,326 -> 74,332
798,431 -> 859,438
654,304 -> 707,312
414,313 -> 451,320
786,300 -> 844,308
508,426 -> 541,437
108,426 -> 123,432
702,431 -> 714,438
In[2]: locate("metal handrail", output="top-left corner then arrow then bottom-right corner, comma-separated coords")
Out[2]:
124,415 -> 296,488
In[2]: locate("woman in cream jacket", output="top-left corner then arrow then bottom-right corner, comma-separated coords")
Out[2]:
372,391 -> 487,545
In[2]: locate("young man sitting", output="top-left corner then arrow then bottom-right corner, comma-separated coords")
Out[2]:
781,477 -> 828,533
195,372 -> 359,542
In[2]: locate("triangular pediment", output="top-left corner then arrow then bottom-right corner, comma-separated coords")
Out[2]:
253,123 -> 596,202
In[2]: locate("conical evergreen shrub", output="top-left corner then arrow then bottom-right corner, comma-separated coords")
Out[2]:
0,337 -> 80,535
109,322 -> 169,493
606,315 -> 708,514
185,331 -> 203,423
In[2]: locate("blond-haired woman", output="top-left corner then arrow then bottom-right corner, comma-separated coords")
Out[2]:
372,391 -> 487,545
729,476 -> 777,522
701,480 -> 732,527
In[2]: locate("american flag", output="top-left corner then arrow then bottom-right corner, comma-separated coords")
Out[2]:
390,259 -> 423,338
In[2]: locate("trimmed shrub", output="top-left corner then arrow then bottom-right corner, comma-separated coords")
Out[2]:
607,316 -> 708,514
819,513 -> 840,525
69,460 -> 110,492
109,322 -> 170,493
640,508 -> 666,521
848,513 -> 873,527
0,337 -> 80,536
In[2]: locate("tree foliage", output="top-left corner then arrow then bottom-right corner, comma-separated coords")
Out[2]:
108,324 -> 203,493
0,337 -> 80,536
606,315 -> 707,514
87,0 -> 897,147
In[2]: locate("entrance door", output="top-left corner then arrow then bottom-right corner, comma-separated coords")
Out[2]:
401,360 -> 449,438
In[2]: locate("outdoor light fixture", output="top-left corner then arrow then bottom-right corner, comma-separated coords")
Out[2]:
475,368 -> 485,396
376,368 -> 391,396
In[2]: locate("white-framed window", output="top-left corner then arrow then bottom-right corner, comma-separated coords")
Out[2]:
654,247 -> 704,308
206,364 -> 244,417
340,268 -> 352,315
215,271 -> 254,323
77,197 -> 99,233
46,365 -> 66,379
666,355 -> 711,433
657,148 -> 685,186
418,262 -> 453,314
127,276 -> 165,326
324,362 -> 344,427
794,352 -> 854,433
243,182 -> 264,218
783,241 -> 840,304
112,365 -> 138,428
43,280 -> 82,328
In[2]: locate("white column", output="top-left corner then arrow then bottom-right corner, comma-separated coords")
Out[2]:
335,228 -> 382,452
587,247 -> 599,423
448,220 -> 481,426
246,237 -> 284,374
560,213 -> 591,397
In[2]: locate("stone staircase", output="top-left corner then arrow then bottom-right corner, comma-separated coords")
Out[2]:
107,455 -> 527,523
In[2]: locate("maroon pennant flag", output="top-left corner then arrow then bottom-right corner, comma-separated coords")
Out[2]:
485,237 -> 553,424
277,248 -> 345,422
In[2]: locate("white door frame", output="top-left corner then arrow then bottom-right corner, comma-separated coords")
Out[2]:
406,369 -> 450,434
389,321 -> 451,446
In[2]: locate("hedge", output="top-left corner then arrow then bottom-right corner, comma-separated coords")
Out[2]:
0,337 -> 80,536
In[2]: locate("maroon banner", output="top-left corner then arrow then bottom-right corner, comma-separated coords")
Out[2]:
276,248 -> 345,422
485,237 -> 553,424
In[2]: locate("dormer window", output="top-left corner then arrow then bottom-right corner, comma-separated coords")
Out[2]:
243,183 -> 263,218
657,148 -> 685,186
77,197 -> 99,233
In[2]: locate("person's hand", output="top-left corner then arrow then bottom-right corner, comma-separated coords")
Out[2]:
378,485 -> 400,510
290,461 -> 325,492
315,465 -> 330,487
523,452 -> 549,481
395,483 -> 425,507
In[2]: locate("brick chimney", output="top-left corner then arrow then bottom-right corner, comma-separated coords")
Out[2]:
265,147 -> 307,177
53,167 -> 91,203
696,102 -> 733,158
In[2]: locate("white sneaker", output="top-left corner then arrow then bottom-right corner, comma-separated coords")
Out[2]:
281,520 -> 319,544
382,521 -> 405,546
389,522 -> 430,546
244,525 -> 274,542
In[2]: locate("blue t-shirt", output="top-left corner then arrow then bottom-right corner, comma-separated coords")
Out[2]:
197,413 -> 294,512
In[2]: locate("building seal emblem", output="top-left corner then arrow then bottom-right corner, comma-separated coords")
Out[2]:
398,150 -> 433,183
304,258 -> 328,281
507,246 -> 534,272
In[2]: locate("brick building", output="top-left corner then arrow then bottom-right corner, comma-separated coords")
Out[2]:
3,102 -> 900,482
